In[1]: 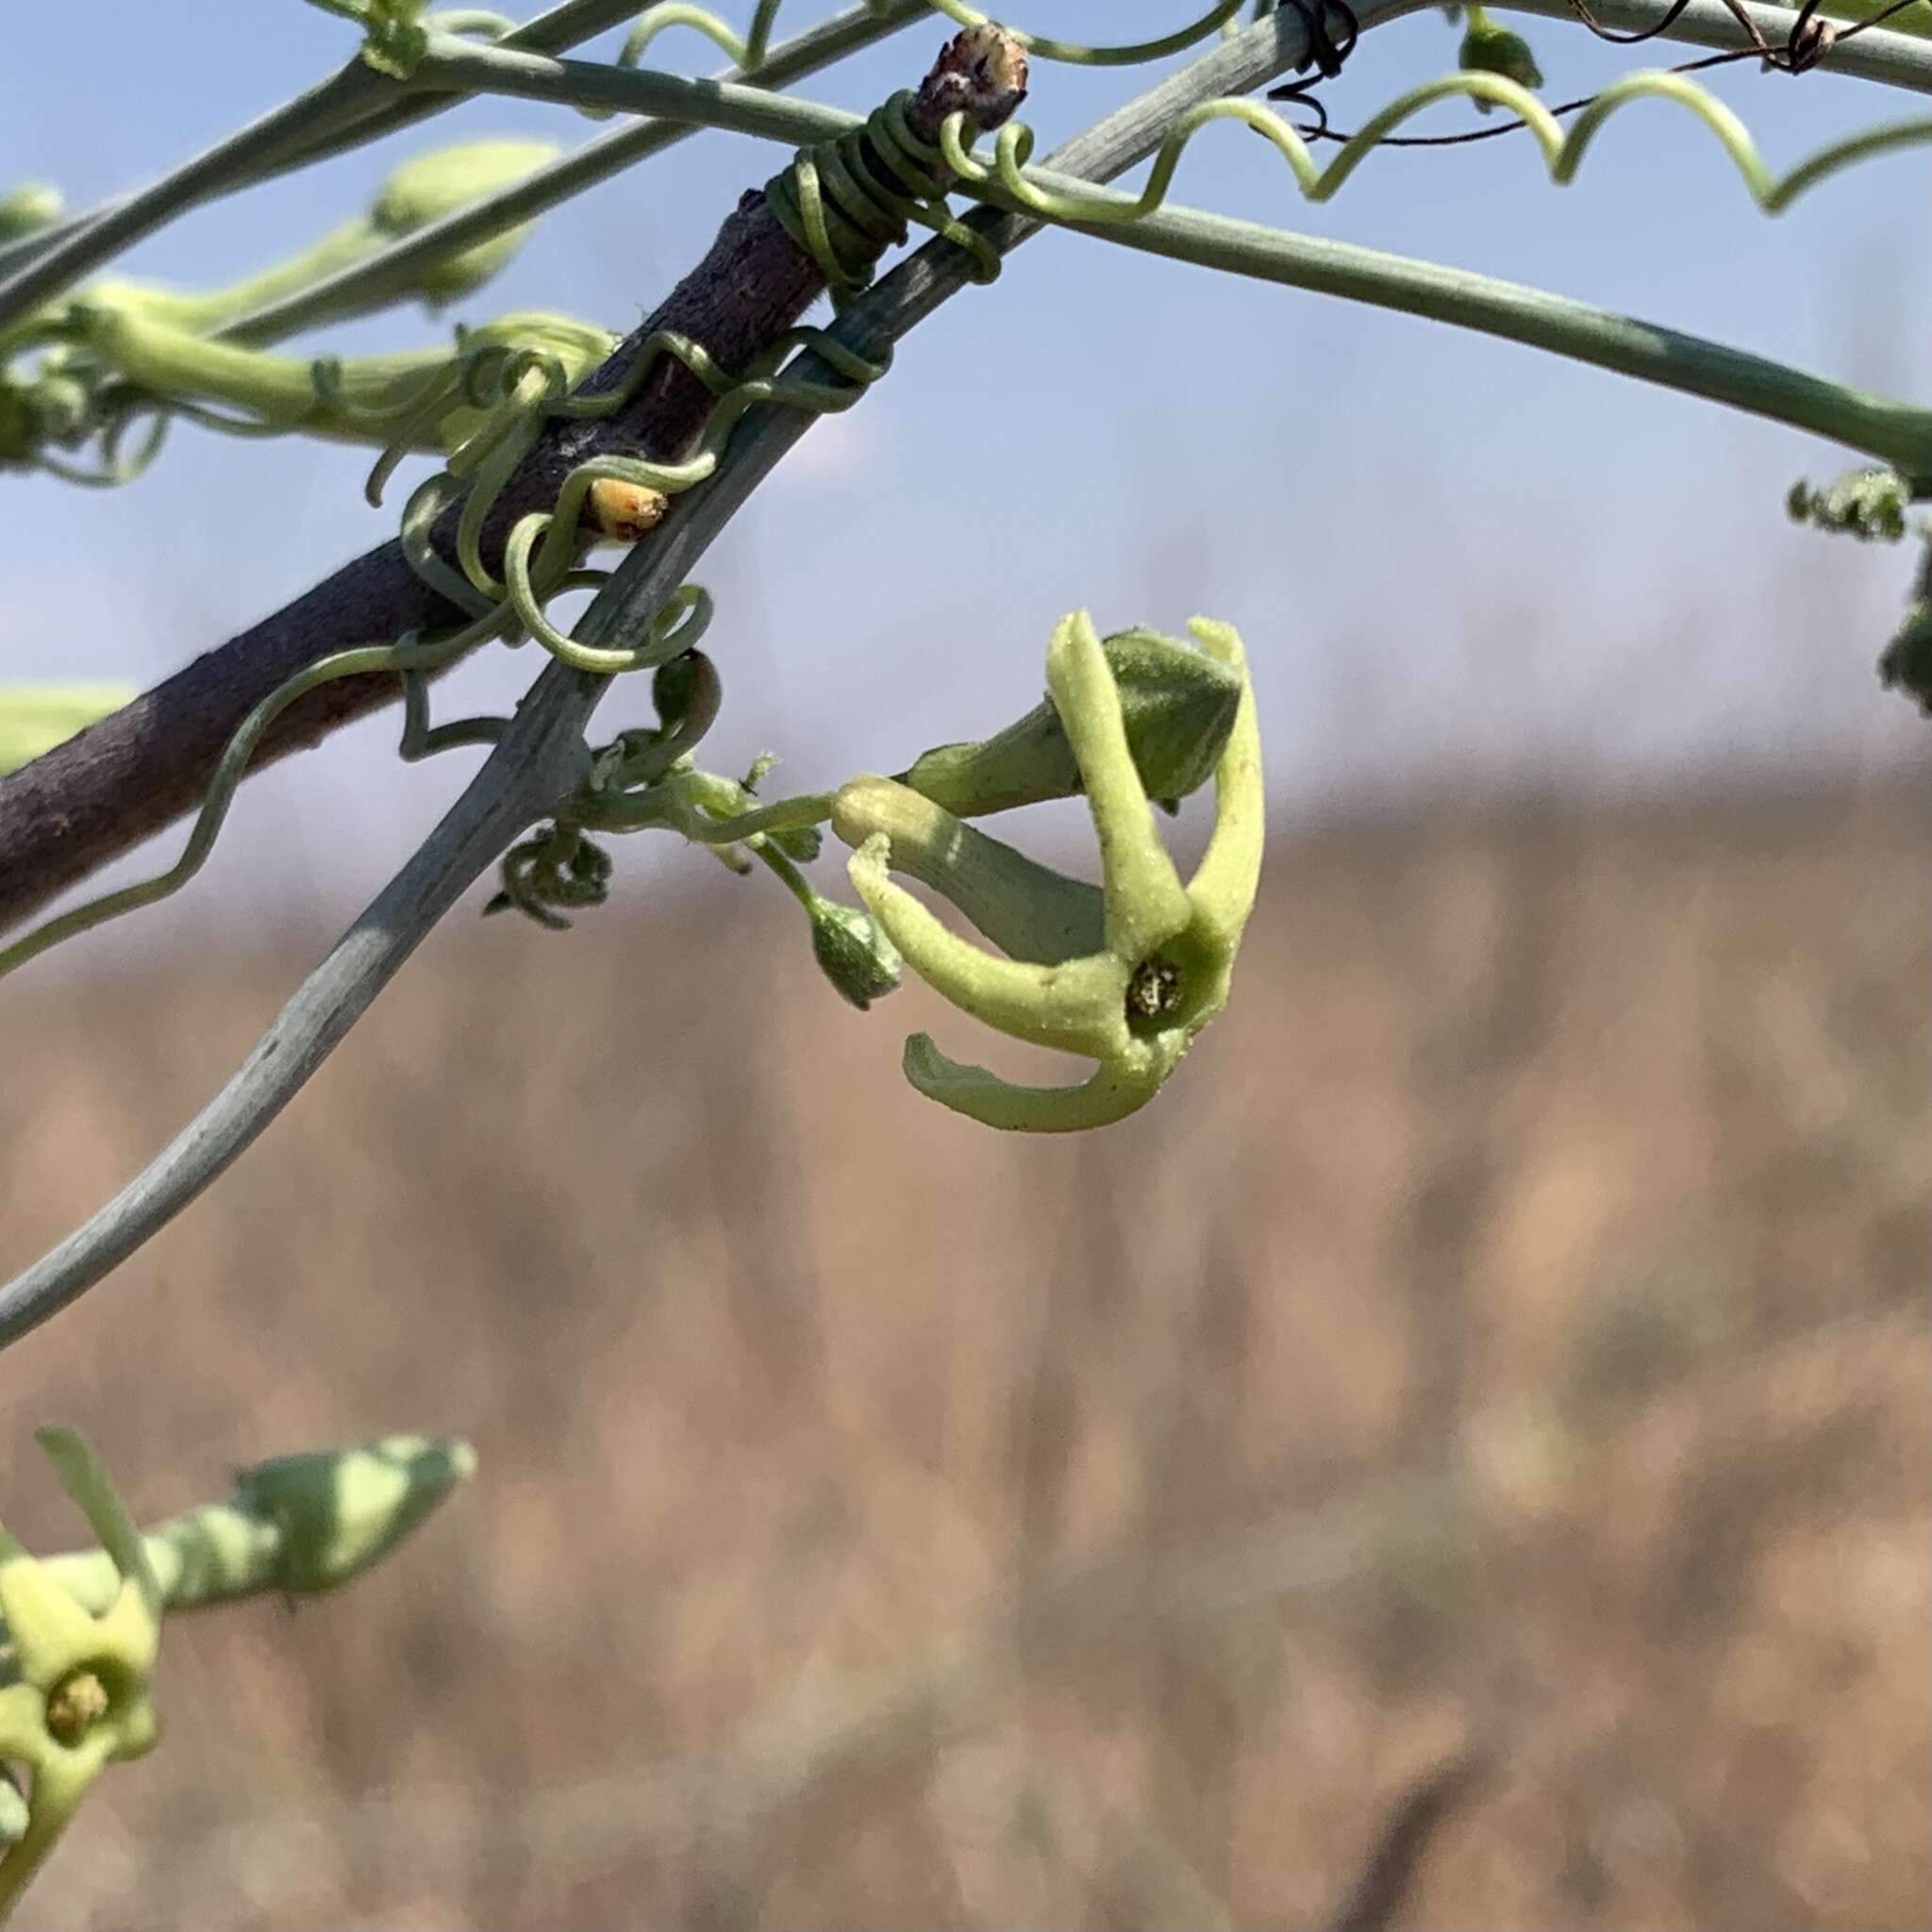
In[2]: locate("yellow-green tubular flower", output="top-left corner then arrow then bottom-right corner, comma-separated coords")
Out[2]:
86,137 -> 559,334
34,1436 -> 475,1615
75,308 -> 612,452
834,610 -> 1264,1133
0,687 -> 134,776
0,1430 -> 162,1921
900,625 -> 1243,816
832,776 -> 1103,966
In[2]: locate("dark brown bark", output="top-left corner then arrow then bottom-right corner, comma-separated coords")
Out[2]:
0,26 -> 1026,934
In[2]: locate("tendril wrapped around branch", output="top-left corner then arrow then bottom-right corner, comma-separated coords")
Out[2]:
0,56 -> 1013,979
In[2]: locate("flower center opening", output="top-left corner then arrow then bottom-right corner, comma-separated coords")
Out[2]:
44,1669 -> 109,1748
1125,953 -> 1183,1024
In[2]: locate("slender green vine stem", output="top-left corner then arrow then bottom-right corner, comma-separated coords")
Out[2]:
1500,0 -> 1932,69
223,1 -> 933,346
404,10 -> 1932,468
404,33 -> 874,138
988,155 -> 1932,472
0,66 -> 387,343
583,781 -> 835,837
0,0 -> 1344,1352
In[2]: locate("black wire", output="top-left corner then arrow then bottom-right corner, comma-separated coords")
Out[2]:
1263,0 -> 1365,136
1265,0 -> 1932,150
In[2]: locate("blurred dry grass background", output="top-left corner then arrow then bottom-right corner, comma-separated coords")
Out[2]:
1,773 -> 1925,1929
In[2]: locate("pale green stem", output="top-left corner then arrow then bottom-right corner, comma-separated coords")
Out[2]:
224,1 -> 930,345
398,14 -> 1932,467
1027,175 -> 1932,473
404,33 -> 868,142
0,0 -> 647,331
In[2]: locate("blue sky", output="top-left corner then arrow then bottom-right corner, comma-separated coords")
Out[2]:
3,1 -> 1927,936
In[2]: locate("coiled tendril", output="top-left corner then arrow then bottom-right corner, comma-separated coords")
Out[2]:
938,64 -> 1932,221
764,92 -> 1002,304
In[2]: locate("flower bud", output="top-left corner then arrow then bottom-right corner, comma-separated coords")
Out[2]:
356,0 -> 433,78
900,625 -> 1242,818
0,182 -> 61,241
651,649 -> 717,737
1458,7 -> 1542,99
231,1435 -> 475,1595
371,139 -> 561,305
808,894 -> 902,1008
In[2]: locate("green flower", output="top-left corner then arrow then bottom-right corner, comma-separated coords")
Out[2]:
0,1431 -> 162,1920
834,609 -> 1264,1132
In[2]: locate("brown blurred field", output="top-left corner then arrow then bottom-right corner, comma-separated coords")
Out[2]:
2,774 -> 1925,1930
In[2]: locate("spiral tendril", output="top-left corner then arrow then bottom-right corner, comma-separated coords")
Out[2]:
938,66 -> 1932,223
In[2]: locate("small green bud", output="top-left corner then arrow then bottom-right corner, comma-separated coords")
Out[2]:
231,1435 -> 475,1595
651,649 -> 715,739
900,626 -> 1243,818
371,140 -> 560,305
349,0 -> 433,78
0,182 -> 61,242
1458,6 -> 1543,97
808,895 -> 902,1009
